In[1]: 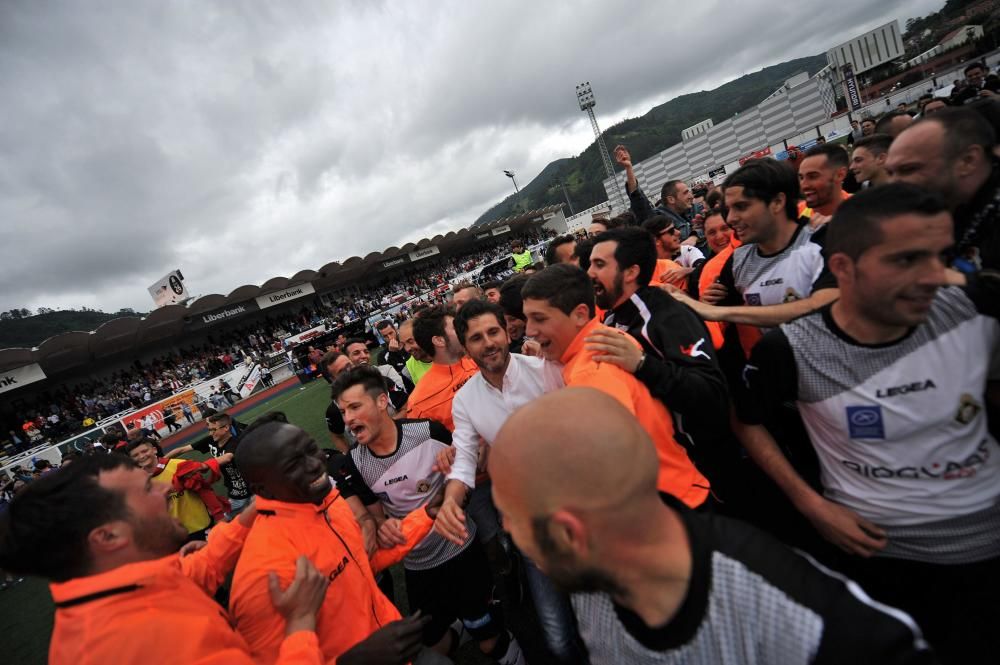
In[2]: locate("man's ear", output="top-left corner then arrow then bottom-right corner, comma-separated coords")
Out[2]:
87,521 -> 131,557
623,263 -> 641,287
828,252 -> 854,286
376,392 -> 390,411
432,334 -> 446,350
549,509 -> 589,558
570,302 -> 593,326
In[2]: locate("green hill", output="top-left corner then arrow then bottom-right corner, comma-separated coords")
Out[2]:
0,310 -> 142,349
474,53 -> 828,225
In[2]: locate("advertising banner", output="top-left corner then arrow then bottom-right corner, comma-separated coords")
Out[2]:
148,269 -> 188,308
843,64 -> 862,111
0,363 -> 46,395
407,245 -> 440,262
282,324 -> 328,348
239,364 -> 262,398
490,225 -> 512,236
739,147 -> 772,166
185,301 -> 259,331
120,389 -> 197,434
255,282 -> 316,310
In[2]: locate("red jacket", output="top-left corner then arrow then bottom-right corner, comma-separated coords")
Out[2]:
230,488 -> 434,664
48,518 -> 323,665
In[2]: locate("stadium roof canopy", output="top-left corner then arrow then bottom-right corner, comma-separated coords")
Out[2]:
0,205 -> 564,378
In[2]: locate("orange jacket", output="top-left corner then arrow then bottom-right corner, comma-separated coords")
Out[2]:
652,257 -> 688,291
48,518 -> 322,665
697,241 -> 739,352
404,357 -> 479,431
561,318 -> 710,508
230,489 -> 434,664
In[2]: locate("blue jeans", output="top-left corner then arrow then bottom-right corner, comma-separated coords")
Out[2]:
227,496 -> 251,517
522,557 -> 590,664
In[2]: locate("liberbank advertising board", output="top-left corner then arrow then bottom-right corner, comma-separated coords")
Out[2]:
255,283 -> 316,310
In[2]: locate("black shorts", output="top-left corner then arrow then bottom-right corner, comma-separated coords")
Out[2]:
404,539 -> 502,646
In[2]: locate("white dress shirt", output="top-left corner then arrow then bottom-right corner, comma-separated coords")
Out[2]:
448,353 -> 564,488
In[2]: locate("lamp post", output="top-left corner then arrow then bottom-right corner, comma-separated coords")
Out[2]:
576,81 -> 625,210
504,170 -> 521,212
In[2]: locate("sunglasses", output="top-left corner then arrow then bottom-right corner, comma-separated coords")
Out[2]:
658,227 -> 678,237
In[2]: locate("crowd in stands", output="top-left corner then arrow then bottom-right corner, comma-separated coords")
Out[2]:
6,64 -> 1000,663
0,231 -> 552,454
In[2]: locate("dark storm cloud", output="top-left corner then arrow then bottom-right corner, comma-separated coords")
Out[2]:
0,0 -> 942,313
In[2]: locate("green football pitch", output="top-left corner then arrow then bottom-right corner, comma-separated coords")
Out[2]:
0,378 -> 544,664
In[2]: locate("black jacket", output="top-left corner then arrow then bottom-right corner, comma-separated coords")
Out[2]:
604,286 -> 730,449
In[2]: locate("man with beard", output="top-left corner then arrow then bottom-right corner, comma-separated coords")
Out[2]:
616,145 -> 698,245
798,143 -> 850,227
886,107 -> 1000,271
373,319 -> 410,376
331,367 -> 525,665
489,388 -> 934,665
0,454 -> 330,664
127,438 -> 214,541
400,318 -> 433,385
522,264 -> 710,509
229,414 -> 438,664
407,306 -> 479,431
583,227 -> 730,487
733,185 -> 1000,664
482,281 -> 503,304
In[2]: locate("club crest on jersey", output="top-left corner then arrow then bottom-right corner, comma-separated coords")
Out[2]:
745,293 -> 762,306
783,287 -> 803,303
415,479 -> 432,493
955,393 -> 982,425
846,405 -> 885,439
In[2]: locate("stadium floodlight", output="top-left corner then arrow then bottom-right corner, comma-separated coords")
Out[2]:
575,81 -> 625,210
504,170 -> 521,212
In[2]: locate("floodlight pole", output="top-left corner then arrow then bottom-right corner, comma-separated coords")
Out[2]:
504,170 -> 521,212
576,81 -> 625,210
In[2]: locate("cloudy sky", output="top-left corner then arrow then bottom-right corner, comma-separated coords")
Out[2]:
0,0 -> 942,313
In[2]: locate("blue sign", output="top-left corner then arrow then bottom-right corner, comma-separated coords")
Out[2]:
843,64 -> 862,111
846,406 -> 885,439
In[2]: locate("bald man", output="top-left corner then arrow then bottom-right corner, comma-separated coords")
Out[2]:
490,388 -> 934,665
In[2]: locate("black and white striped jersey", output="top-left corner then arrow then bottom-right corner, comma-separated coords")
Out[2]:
342,418 -> 475,571
573,505 -> 933,665
737,281 -> 1000,563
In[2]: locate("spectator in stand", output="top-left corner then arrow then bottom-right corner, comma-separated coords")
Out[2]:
510,240 -> 534,273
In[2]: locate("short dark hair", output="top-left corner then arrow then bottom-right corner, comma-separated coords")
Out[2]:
573,237 -> 595,271
454,299 -> 507,346
965,61 -> 986,76
826,183 -> 947,261
853,133 -> 893,156
641,214 -> 675,236
610,211 -> 636,227
803,143 -> 849,170
412,305 -> 452,357
521,264 -> 595,318
920,107 -> 997,162
126,437 -> 160,455
206,412 -> 232,426
498,274 -> 531,321
375,319 -> 394,332
320,350 -> 343,369
874,111 -> 911,135
722,159 -> 799,220
0,455 -> 134,581
661,179 -> 684,202
544,235 -> 576,265
482,280 -> 502,292
592,227 -> 657,287
344,338 -> 368,354
860,117 -> 877,126
330,365 -> 389,403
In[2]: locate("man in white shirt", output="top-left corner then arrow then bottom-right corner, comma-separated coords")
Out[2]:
435,299 -> 584,664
